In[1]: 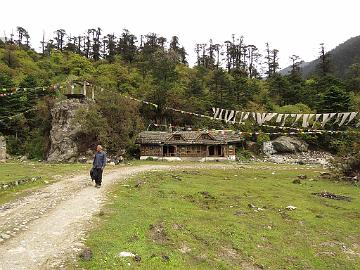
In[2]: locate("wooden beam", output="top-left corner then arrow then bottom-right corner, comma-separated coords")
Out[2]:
83,81 -> 87,96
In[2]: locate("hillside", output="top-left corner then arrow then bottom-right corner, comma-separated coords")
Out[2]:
0,32 -> 359,160
281,35 -> 360,78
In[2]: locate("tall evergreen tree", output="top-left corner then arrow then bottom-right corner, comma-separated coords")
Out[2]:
320,85 -> 352,112
317,43 -> 332,76
54,29 -> 66,51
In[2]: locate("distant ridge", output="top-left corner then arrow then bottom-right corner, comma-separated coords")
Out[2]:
280,35 -> 360,78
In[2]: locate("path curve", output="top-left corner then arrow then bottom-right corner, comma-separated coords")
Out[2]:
0,164 -> 232,269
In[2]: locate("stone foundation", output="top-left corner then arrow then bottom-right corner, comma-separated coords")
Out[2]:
140,155 -> 236,162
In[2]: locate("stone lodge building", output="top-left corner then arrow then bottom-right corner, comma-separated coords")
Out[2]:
136,131 -> 243,161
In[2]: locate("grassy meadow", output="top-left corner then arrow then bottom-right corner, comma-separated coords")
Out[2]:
0,161 -> 89,204
77,164 -> 360,270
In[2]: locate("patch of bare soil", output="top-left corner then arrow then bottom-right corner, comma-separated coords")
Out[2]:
312,191 -> 352,201
149,223 -> 169,244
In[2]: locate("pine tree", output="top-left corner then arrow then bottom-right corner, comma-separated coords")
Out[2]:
317,43 -> 332,76
320,85 -> 352,112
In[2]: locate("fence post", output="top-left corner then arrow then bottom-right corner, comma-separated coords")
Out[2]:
83,81 -> 87,97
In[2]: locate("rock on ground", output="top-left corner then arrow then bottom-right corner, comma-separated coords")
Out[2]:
271,136 -> 308,153
264,151 -> 333,165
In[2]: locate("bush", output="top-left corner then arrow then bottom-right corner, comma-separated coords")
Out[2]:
74,91 -> 144,156
125,143 -> 140,159
236,149 -> 254,161
25,129 -> 47,159
6,135 -> 25,156
274,103 -> 312,114
330,150 -> 360,184
335,153 -> 360,179
256,133 -> 270,147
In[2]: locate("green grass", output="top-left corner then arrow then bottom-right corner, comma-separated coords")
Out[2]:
0,161 -> 89,204
77,164 -> 360,270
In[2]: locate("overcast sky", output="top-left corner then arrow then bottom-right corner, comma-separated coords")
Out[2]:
1,0 -> 359,68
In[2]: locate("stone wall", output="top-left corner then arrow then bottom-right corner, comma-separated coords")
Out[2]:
0,136 -> 6,161
47,99 -> 91,162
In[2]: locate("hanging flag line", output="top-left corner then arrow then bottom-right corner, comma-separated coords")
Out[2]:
118,94 -> 360,134
260,124 -> 348,133
124,95 -> 213,119
116,90 -> 360,130
0,108 -> 38,122
164,106 -> 213,119
0,85 -> 62,97
3,84 -> 358,134
211,107 -> 360,128
3,84 -> 359,129
126,96 -> 159,108
123,93 -> 360,130
228,130 -> 359,135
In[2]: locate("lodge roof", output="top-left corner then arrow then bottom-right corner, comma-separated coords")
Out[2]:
136,131 -> 244,145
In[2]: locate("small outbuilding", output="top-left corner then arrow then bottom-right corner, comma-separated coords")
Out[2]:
136,131 -> 243,161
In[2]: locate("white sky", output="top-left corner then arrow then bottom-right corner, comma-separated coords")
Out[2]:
1,0 -> 359,68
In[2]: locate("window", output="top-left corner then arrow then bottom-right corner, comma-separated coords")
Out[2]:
163,145 -> 176,156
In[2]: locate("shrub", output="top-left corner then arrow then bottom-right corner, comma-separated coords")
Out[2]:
74,91 -> 144,156
236,149 -> 254,161
337,153 -> 360,178
331,151 -> 360,183
256,133 -> 270,147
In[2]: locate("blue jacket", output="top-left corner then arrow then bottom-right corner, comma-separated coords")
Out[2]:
93,151 -> 107,169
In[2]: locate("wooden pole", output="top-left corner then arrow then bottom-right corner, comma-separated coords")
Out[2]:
83,81 -> 87,97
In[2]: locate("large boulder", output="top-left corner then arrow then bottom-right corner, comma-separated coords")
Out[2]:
271,136 -> 308,153
0,136 -> 6,161
47,99 -> 91,162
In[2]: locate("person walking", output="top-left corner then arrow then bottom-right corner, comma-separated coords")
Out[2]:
91,145 -> 107,188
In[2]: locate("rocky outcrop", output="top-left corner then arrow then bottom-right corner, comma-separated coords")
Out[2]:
271,136 -> 308,153
262,141 -> 276,155
0,136 -> 6,161
47,99 -> 91,162
263,151 -> 333,165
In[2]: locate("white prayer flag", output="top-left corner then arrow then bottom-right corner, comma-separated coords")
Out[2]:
281,114 -> 290,126
321,113 -> 337,127
230,111 -> 240,124
264,113 -> 278,122
338,112 -> 351,127
346,112 -> 358,125
333,113 -> 342,124
302,114 -> 315,128
256,112 -> 267,125
292,114 -> 303,126
243,112 -> 250,121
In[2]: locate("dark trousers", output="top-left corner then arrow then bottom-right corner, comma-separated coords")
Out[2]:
91,168 -> 103,185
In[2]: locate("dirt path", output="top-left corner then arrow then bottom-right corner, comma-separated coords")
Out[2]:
0,164 -> 232,270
